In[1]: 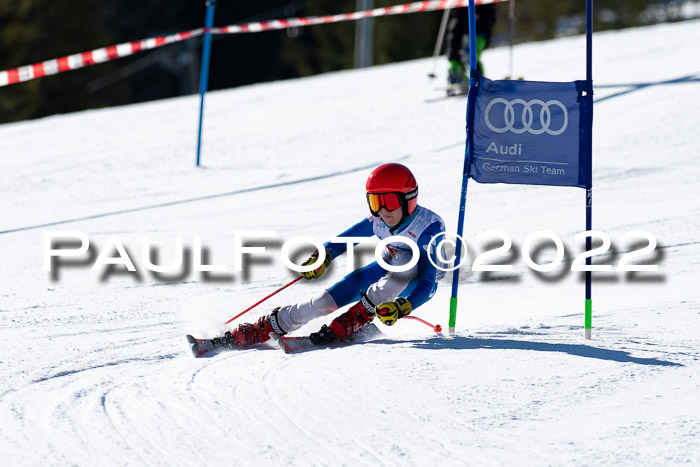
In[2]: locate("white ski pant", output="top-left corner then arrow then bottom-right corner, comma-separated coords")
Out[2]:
276,268 -> 416,333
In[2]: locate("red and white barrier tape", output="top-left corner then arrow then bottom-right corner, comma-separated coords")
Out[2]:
209,0 -> 499,34
0,29 -> 205,88
0,0 -> 503,88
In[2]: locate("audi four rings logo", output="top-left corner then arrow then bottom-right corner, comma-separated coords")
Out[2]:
484,98 -> 569,136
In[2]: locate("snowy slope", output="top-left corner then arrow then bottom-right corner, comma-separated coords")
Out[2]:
1,19 -> 700,465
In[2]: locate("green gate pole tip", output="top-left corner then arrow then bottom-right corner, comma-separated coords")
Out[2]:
585,299 -> 592,340
448,297 -> 458,336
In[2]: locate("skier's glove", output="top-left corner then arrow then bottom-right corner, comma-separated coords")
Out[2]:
375,297 -> 412,326
301,248 -> 332,280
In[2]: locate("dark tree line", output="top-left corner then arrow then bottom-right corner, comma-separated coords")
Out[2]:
0,0 -> 692,124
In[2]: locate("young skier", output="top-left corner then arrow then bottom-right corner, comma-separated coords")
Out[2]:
208,163 -> 446,350
446,4 -> 497,91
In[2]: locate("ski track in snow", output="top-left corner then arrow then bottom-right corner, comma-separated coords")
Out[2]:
1,19 -> 700,465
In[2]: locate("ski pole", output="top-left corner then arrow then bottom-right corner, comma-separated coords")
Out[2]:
508,0 -> 516,79
224,276 -> 302,325
427,7 -> 452,79
403,316 -> 442,333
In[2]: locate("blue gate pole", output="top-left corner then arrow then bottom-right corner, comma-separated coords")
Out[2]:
196,0 -> 217,167
448,0 -> 478,335
584,0 -> 594,339
468,0 -> 477,80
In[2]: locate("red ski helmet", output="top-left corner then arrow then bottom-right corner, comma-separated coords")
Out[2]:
365,163 -> 418,218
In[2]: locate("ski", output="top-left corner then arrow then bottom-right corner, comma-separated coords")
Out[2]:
185,334 -> 235,358
427,76 -> 524,103
446,83 -> 468,96
425,86 -> 468,103
425,93 -> 467,104
186,335 -> 214,357
187,322 -> 385,357
271,323 -> 384,354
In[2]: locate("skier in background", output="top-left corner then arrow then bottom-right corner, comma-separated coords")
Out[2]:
211,163 -> 447,348
446,4 -> 497,92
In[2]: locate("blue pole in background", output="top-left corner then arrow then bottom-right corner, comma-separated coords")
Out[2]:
584,0 -> 594,339
468,0 -> 477,84
448,0 -> 478,335
196,0 -> 216,167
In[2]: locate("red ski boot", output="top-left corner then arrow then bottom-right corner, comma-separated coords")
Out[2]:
310,294 -> 375,345
225,308 -> 287,347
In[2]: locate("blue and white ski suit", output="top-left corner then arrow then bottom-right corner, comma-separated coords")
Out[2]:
276,205 -> 446,333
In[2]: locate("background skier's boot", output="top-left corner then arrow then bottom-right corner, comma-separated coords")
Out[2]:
474,34 -> 488,75
447,59 -> 468,96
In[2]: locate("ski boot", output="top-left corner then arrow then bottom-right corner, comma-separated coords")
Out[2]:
224,307 -> 287,347
187,308 -> 286,357
309,294 -> 375,345
447,59 -> 468,96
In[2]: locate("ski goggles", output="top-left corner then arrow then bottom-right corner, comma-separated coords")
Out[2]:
366,192 -> 403,215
